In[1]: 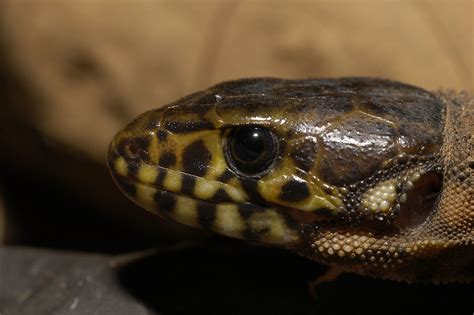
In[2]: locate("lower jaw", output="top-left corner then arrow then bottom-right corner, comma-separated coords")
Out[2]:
114,175 -> 300,245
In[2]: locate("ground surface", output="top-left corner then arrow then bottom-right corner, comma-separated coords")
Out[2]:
1,244 -> 473,315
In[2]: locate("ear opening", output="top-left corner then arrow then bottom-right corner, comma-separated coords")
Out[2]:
394,172 -> 443,229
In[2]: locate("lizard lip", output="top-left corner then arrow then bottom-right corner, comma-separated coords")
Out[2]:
109,170 -> 302,245
110,170 -> 237,208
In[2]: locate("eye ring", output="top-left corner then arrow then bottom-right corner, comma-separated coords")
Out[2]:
224,125 -> 279,177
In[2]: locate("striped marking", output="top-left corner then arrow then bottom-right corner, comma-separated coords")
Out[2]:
197,203 -> 217,228
214,204 -> 245,238
154,190 -> 177,213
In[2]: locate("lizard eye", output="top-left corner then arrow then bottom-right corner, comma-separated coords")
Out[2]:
225,126 -> 278,177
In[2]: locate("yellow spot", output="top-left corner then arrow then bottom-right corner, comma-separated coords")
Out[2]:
223,186 -> 247,203
114,157 -> 128,176
206,157 -> 228,179
135,183 -> 158,212
226,178 -> 248,202
214,204 -> 245,238
195,177 -> 220,199
163,169 -> 182,192
172,196 -> 198,227
138,164 -> 158,184
194,177 -> 248,203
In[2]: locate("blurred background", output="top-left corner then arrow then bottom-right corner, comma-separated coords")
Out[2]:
0,1 -> 472,314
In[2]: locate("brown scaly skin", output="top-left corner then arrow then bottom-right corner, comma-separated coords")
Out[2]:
295,90 -> 473,283
107,78 -> 473,283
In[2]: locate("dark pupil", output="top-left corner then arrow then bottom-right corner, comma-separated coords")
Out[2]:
229,126 -> 276,175
234,129 -> 265,162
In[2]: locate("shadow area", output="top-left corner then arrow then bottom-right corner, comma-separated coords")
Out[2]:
118,240 -> 473,314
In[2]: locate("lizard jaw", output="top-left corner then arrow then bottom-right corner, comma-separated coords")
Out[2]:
110,170 -> 301,245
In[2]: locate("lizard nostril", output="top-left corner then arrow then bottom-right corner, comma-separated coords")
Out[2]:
126,143 -> 139,156
117,139 -> 141,159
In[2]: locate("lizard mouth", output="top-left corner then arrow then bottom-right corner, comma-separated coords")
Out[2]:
109,167 -> 301,245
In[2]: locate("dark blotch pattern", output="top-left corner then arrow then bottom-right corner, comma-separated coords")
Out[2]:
239,178 -> 268,205
217,170 -> 234,183
280,180 -> 310,202
181,174 -> 197,196
155,169 -> 167,187
135,136 -> 150,146
197,203 -> 217,229
212,188 -> 233,202
182,140 -> 212,177
159,152 -> 177,168
127,159 -> 140,178
154,190 -> 177,212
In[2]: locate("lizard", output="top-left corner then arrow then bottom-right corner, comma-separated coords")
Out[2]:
107,77 -> 473,283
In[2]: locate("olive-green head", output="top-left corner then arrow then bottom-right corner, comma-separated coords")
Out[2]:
107,78 -> 444,247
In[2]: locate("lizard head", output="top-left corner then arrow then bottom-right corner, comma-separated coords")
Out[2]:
108,78 -> 472,281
